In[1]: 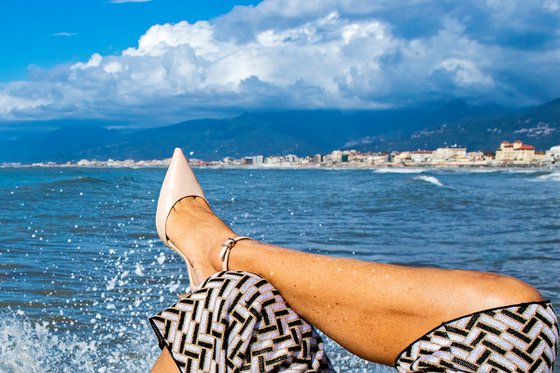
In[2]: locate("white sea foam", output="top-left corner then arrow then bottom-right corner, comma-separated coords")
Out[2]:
449,168 -> 542,174
374,168 -> 425,174
414,175 -> 444,187
461,168 -> 503,173
534,172 -> 560,182
504,168 -> 542,174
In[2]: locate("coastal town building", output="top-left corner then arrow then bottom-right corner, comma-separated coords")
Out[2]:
495,140 -> 537,162
546,146 -> 560,163
535,151 -> 547,163
368,154 -> 390,165
22,141 -> 560,169
410,151 -> 432,163
467,151 -> 487,162
432,147 -> 468,162
391,151 -> 410,164
324,150 -> 344,163
392,147 -> 481,166
252,155 -> 264,166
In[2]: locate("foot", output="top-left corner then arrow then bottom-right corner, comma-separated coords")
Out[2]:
166,196 -> 236,285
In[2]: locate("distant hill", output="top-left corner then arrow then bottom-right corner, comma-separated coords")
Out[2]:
0,109 -> 432,162
1,99 -> 558,162
348,99 -> 560,153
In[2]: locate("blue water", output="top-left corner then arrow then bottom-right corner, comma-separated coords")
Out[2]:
0,167 -> 559,372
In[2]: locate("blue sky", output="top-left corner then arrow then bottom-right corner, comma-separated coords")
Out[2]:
1,0 -> 559,128
0,0 -> 260,81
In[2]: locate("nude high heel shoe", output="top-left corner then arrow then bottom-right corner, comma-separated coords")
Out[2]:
156,147 -> 206,289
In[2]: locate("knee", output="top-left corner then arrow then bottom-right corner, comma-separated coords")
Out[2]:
468,272 -> 544,309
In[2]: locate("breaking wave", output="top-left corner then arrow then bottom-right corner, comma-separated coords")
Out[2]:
534,172 -> 560,182
374,168 -> 425,174
414,175 -> 444,187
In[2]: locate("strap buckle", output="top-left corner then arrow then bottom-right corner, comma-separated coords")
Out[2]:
219,236 -> 251,271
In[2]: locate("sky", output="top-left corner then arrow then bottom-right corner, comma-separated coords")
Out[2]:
1,0 -> 560,130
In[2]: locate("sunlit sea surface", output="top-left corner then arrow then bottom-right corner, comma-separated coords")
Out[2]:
0,167 -> 559,372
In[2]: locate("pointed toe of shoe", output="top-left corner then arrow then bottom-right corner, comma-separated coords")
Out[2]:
155,147 -> 206,244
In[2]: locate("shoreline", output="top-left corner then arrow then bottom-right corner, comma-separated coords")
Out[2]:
1,161 -> 558,171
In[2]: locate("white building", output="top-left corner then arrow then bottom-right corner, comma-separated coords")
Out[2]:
324,150 -> 343,163
410,151 -> 432,163
284,154 -> 299,163
367,154 -> 389,165
546,146 -> 560,162
432,147 -> 468,162
392,151 -> 411,164
252,155 -> 264,166
466,151 -> 486,162
264,156 -> 284,165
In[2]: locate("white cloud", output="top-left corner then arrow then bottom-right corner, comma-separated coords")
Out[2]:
71,53 -> 103,70
1,0 -> 559,122
544,0 -> 560,12
0,93 -> 51,115
436,59 -> 494,87
103,61 -> 125,74
110,0 -> 151,3
52,32 -> 78,37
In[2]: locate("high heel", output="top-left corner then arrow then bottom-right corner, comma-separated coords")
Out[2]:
156,147 -> 206,289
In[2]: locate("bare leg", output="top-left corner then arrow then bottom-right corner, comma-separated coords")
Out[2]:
151,348 -> 179,373
159,197 -> 543,366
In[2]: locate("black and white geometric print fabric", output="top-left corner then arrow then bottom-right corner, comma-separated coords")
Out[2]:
150,271 -> 334,372
396,301 -> 558,372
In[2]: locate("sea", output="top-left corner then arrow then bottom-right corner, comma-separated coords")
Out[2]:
0,166 -> 559,372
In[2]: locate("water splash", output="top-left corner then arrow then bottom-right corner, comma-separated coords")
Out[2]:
0,311 -> 159,372
0,311 -> 387,372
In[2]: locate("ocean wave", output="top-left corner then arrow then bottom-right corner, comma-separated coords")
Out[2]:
42,176 -> 109,187
413,175 -> 444,187
458,168 -> 503,173
449,168 -> 543,174
374,168 -> 425,174
534,172 -> 560,182
504,168 -> 543,174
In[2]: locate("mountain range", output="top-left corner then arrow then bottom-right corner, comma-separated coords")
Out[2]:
1,99 -> 559,163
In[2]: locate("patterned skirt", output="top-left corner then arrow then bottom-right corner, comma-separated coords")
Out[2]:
395,301 -> 558,372
149,271 -> 334,372
150,270 -> 559,372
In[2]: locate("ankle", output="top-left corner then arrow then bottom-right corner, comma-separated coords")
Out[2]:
213,237 -> 256,272
208,231 -> 237,271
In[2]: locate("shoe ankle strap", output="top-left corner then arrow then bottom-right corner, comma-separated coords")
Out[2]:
219,236 -> 251,271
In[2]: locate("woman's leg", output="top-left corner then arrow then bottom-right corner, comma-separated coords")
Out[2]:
151,348 -> 179,373
163,197 -> 544,366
